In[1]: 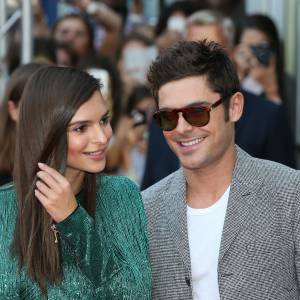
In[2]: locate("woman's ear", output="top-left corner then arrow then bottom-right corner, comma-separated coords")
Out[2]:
7,100 -> 19,122
228,92 -> 244,122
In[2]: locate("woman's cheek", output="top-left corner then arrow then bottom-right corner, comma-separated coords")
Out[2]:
68,134 -> 90,155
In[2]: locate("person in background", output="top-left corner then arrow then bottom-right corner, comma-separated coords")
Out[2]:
234,14 -> 285,105
124,0 -> 156,39
52,13 -> 95,60
155,0 -> 199,50
143,39 -> 300,300
6,38 -> 56,74
0,63 -> 45,186
53,0 -> 122,58
202,0 -> 245,28
110,85 -> 155,186
118,32 -> 157,101
0,66 -> 151,298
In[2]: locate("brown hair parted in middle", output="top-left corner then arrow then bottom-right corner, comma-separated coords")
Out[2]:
11,66 -> 101,294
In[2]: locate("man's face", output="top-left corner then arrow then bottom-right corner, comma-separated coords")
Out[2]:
158,76 -> 237,171
185,24 -> 226,47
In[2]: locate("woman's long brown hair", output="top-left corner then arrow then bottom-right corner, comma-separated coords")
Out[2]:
11,66 -> 100,294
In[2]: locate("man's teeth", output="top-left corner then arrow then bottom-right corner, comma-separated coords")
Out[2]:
181,138 -> 204,147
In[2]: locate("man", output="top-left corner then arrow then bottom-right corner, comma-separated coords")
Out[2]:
142,40 -> 300,299
141,10 -> 295,190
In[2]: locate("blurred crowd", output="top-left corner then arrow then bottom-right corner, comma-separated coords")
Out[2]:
0,0 -> 297,188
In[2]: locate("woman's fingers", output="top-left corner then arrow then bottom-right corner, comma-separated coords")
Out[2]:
38,162 -> 67,184
35,162 -> 77,223
34,188 -> 49,207
36,180 -> 51,195
37,170 -> 60,191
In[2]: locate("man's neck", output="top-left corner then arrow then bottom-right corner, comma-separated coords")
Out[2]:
185,147 -> 236,209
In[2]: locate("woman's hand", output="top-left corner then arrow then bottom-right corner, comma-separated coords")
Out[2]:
35,163 -> 78,223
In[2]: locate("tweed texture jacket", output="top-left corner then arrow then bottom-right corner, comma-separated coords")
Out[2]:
142,146 -> 300,299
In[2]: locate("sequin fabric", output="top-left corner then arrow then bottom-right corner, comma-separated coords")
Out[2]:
0,176 -> 151,299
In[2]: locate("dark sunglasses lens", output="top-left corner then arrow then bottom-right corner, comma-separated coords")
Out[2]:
184,107 -> 209,127
154,111 -> 178,131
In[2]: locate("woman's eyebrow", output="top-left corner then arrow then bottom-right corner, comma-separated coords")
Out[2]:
68,120 -> 89,127
68,110 -> 110,127
101,110 -> 110,118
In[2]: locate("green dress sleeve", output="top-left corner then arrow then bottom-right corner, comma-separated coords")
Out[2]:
55,205 -> 105,279
56,176 -> 151,299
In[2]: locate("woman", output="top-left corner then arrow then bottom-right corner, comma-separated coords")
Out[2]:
0,66 -> 151,299
118,32 -> 157,100
52,13 -> 95,61
0,63 -> 44,185
233,14 -> 284,104
52,3 -> 122,60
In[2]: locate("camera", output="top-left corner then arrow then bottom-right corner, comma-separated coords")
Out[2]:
250,42 -> 273,66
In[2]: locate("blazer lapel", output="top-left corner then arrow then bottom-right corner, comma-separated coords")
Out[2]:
219,146 -> 262,262
163,168 -> 191,271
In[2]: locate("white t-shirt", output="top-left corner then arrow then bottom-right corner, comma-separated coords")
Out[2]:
187,186 -> 230,300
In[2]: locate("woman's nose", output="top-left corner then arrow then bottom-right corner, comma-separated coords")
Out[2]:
92,125 -> 110,144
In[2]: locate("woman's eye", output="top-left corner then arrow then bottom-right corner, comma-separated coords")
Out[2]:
73,125 -> 87,133
100,115 -> 110,125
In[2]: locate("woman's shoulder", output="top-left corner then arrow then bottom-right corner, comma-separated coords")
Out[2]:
0,182 -> 17,216
96,175 -> 142,209
97,174 -> 139,194
0,181 -> 14,190
0,183 -> 17,249
0,182 -> 16,202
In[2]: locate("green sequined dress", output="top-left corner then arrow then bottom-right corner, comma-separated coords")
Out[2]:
0,175 -> 151,299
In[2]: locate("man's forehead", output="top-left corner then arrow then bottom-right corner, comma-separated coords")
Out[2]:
157,76 -> 218,108
159,75 -> 209,92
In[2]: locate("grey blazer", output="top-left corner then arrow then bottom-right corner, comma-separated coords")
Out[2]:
142,146 -> 300,299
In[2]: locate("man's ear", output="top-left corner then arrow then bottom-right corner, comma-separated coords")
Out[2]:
7,100 -> 19,122
228,92 -> 244,122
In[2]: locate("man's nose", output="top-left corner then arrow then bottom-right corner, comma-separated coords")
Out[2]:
175,112 -> 193,133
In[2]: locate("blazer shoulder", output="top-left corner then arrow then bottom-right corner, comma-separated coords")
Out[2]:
252,157 -> 300,188
142,169 -> 181,205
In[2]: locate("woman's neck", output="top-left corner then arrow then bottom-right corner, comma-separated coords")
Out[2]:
64,168 -> 85,195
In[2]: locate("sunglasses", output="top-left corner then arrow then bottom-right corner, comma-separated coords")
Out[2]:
153,97 -> 226,131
